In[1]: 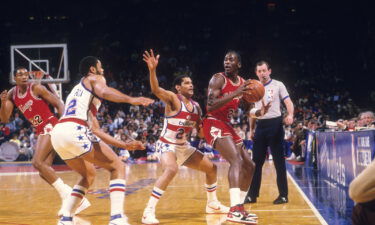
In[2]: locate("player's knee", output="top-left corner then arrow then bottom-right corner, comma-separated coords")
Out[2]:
84,170 -> 96,186
230,158 -> 243,170
244,159 -> 255,171
165,165 -> 178,177
212,163 -> 217,173
32,158 -> 44,170
115,160 -> 125,171
204,162 -> 217,176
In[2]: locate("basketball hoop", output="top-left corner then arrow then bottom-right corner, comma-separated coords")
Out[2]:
10,43 -> 70,101
28,71 -> 45,80
27,70 -> 60,99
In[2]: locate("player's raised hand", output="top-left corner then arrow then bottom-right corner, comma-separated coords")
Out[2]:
130,97 -> 154,106
0,90 -> 8,102
124,140 -> 146,151
143,49 -> 160,71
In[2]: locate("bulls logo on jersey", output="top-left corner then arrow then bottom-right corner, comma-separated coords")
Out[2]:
19,99 -> 33,113
210,127 -> 221,138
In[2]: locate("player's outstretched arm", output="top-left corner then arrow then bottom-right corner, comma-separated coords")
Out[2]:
90,75 -> 154,106
89,112 -> 145,151
143,49 -> 176,105
0,90 -> 14,123
33,84 -> 65,117
206,74 -> 251,112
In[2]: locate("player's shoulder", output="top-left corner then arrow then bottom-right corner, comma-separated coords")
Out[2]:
8,86 -> 15,94
212,72 -> 225,79
209,72 -> 225,85
7,87 -> 16,99
30,82 -> 47,94
85,74 -> 105,83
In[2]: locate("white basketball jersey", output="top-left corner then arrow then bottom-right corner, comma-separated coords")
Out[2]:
159,98 -> 200,145
61,80 -> 101,121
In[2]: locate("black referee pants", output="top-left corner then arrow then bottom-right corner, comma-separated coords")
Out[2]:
248,116 -> 288,198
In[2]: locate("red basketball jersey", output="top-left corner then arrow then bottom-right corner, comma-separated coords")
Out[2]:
207,73 -> 245,123
12,83 -> 56,134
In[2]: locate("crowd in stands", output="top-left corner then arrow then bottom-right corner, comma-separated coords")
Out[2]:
0,1 -> 374,162
1,66 -> 374,163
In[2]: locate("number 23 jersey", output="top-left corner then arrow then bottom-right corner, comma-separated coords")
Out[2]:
159,97 -> 200,145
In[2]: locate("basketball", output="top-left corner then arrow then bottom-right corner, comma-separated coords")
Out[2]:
242,79 -> 265,103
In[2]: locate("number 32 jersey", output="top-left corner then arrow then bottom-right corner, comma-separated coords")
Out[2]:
159,97 -> 200,145
12,83 -> 56,134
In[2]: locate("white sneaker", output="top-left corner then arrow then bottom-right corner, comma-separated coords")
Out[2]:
206,200 -> 230,214
58,197 -> 91,217
57,216 -> 73,225
73,216 -> 92,225
142,207 -> 159,224
75,197 -> 91,214
109,214 -> 130,225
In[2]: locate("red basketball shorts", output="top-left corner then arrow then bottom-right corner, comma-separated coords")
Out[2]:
202,117 -> 242,147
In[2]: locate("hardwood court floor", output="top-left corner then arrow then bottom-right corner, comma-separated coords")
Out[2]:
0,161 -> 323,225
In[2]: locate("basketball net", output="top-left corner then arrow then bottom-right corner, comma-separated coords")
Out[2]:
28,71 -> 60,98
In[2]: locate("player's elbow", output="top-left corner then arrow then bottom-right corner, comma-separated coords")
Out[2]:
150,87 -> 161,95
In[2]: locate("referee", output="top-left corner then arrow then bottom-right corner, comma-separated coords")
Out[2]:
245,60 -> 294,204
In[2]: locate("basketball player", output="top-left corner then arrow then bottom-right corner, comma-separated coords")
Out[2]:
245,60 -> 294,204
141,50 -> 230,224
0,67 -> 90,216
51,56 -> 154,225
202,51 -> 257,224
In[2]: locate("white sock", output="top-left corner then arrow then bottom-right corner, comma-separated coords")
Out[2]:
240,191 -> 247,203
229,188 -> 241,207
146,186 -> 165,209
63,184 -> 87,217
205,182 -> 218,202
109,179 -> 126,216
52,178 -> 71,199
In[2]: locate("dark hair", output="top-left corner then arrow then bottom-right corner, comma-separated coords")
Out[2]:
226,50 -> 241,64
255,60 -> 271,70
13,66 -> 27,76
79,56 -> 99,76
172,74 -> 191,93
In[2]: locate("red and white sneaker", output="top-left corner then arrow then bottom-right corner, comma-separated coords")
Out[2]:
206,200 -> 230,214
226,204 -> 258,224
